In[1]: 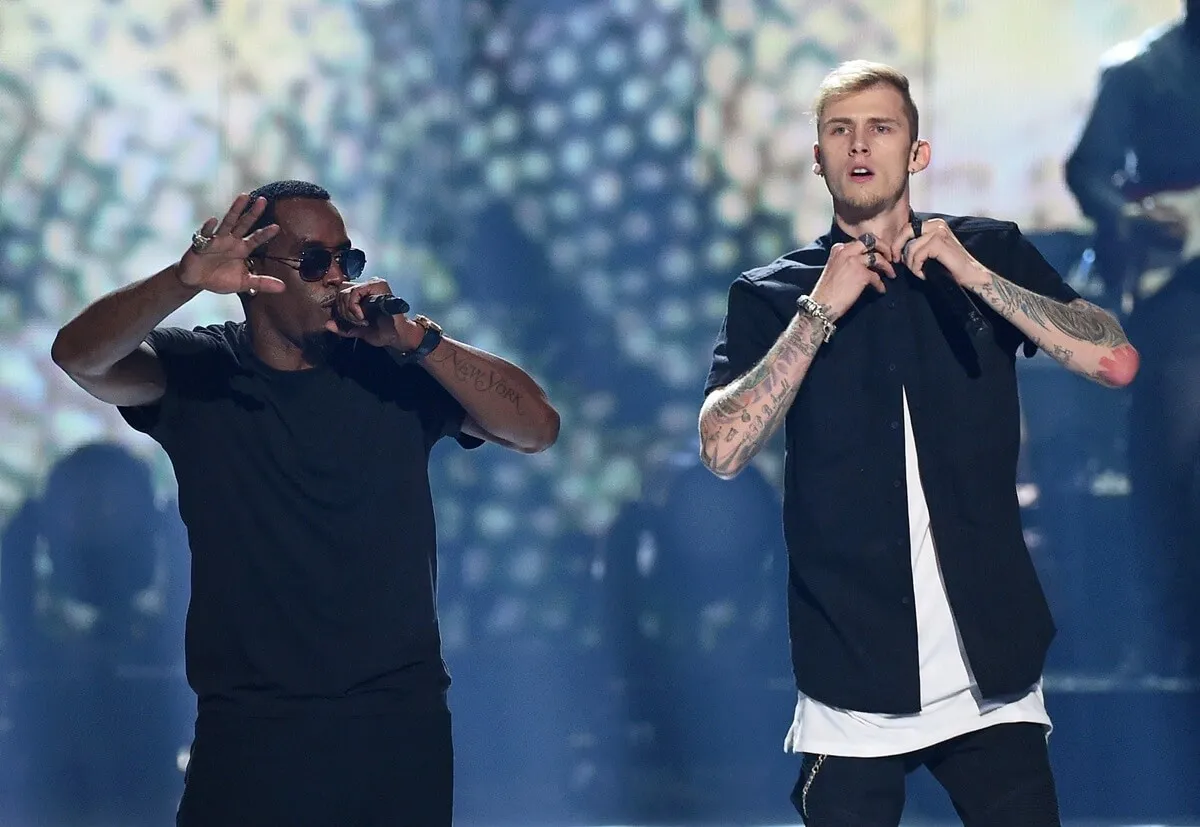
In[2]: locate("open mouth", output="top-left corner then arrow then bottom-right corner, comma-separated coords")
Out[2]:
850,167 -> 875,183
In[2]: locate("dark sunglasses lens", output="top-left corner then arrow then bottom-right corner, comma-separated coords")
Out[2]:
340,249 -> 366,278
297,249 -> 334,281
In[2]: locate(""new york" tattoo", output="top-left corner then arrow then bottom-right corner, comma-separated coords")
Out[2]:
430,346 -> 526,415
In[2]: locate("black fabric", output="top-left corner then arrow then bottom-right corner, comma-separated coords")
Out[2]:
119,322 -> 481,716
705,214 -> 1080,714
1066,17 -> 1200,673
177,689 -> 453,826
1064,22 -> 1200,297
792,723 -> 1060,827
1066,22 -> 1200,226
1126,264 -> 1200,673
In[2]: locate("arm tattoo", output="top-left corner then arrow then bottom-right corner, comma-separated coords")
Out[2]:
428,346 -> 526,415
1048,343 -> 1074,364
977,273 -> 1129,347
700,312 -> 825,477
973,270 -> 1138,387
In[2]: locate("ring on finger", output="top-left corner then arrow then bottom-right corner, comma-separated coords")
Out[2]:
858,232 -> 877,251
191,229 -> 214,252
867,251 -> 877,269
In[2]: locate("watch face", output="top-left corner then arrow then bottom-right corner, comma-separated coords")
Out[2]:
415,315 -> 442,334
415,327 -> 442,358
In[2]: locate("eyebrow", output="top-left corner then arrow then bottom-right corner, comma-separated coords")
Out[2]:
824,116 -> 902,127
298,239 -> 352,251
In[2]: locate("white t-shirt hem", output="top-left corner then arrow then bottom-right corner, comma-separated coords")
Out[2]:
780,390 -> 1054,760
783,685 -> 1053,758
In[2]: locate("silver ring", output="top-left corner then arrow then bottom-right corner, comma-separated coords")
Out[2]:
867,251 -> 877,269
858,232 -> 877,251
191,230 -> 214,252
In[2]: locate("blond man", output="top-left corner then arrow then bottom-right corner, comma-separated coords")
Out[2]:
700,61 -> 1138,826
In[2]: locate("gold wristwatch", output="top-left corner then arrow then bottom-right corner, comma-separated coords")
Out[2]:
400,314 -> 444,362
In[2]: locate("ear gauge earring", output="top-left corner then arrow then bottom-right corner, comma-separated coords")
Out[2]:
812,163 -> 824,177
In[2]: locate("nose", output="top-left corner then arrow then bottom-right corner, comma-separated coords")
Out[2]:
322,258 -> 349,286
850,128 -> 870,155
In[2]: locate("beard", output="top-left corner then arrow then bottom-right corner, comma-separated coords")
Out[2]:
829,177 -> 906,223
299,330 -> 345,364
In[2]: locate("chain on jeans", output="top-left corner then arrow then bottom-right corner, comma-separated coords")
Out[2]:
801,753 -> 828,820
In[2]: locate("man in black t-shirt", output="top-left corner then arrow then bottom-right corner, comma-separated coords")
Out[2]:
51,180 -> 561,826
699,62 -> 1138,826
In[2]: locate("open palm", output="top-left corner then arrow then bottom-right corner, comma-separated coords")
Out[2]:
178,194 -> 286,295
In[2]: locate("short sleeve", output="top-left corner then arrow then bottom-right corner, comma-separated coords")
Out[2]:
1001,228 -> 1083,358
407,367 -> 485,451
117,326 -> 224,441
704,277 -> 785,396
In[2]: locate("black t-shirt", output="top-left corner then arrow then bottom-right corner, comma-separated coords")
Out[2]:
119,322 -> 482,716
705,215 -> 1081,713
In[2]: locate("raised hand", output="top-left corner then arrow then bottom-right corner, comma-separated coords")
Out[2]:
324,278 -> 423,349
893,218 -> 981,285
177,194 -> 286,295
810,233 -> 898,321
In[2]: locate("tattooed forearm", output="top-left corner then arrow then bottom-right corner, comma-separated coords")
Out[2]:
429,345 -> 526,414
403,335 -> 559,452
1048,343 -> 1074,365
969,271 -> 1139,387
699,311 -> 826,478
1020,329 -> 1076,368
976,273 -> 1128,347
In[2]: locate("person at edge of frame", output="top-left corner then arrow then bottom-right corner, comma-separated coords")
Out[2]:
699,61 -> 1139,826
51,180 -> 561,826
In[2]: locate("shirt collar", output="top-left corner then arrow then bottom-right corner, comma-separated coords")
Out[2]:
822,209 -> 922,249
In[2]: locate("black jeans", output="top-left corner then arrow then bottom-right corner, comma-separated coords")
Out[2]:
791,722 -> 1060,826
176,692 -> 453,827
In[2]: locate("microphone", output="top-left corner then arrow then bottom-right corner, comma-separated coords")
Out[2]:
361,294 -> 410,319
906,218 -> 990,339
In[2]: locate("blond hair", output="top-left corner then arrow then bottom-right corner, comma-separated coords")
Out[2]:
812,60 -> 920,142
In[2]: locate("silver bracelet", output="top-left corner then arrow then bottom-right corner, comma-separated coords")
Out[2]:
796,295 -> 835,343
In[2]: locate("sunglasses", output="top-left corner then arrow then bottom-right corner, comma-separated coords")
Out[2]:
264,248 -> 366,282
